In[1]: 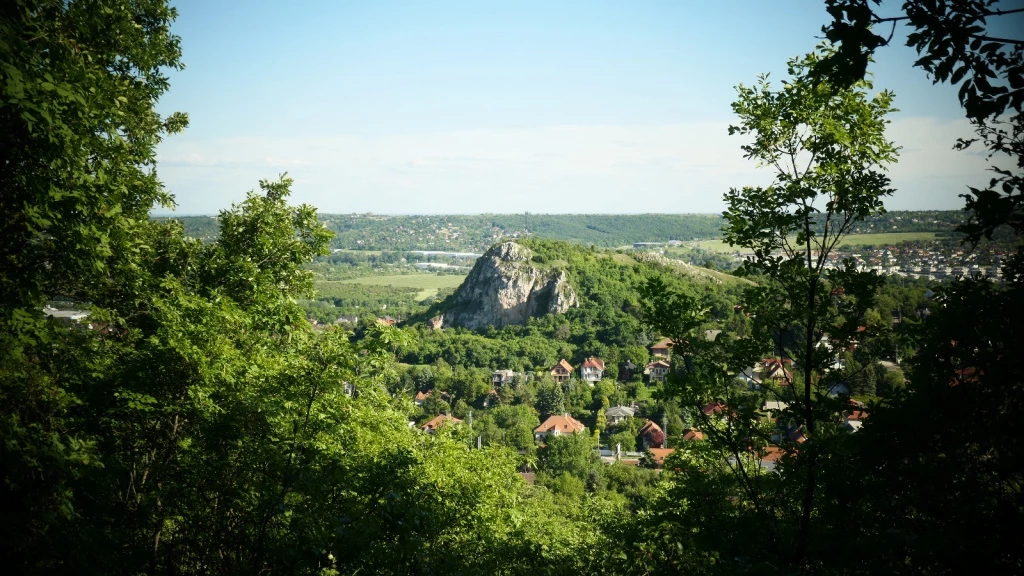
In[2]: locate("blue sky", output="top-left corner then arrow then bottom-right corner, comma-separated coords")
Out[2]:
156,0 -> 992,215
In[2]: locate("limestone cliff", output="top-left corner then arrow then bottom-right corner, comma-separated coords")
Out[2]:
436,242 -> 578,330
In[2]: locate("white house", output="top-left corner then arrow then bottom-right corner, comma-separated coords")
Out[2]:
580,356 -> 605,385
605,405 -> 636,425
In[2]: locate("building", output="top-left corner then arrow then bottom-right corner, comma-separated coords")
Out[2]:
422,414 -> 462,434
681,428 -> 704,441
760,358 -> 794,383
638,420 -> 666,449
413,390 -> 431,407
619,360 -> 637,382
605,405 -> 636,425
492,369 -> 517,386
534,413 -> 586,441
550,359 -> 573,383
646,360 -> 670,383
645,447 -> 676,469
579,356 -> 605,384
650,337 -> 674,357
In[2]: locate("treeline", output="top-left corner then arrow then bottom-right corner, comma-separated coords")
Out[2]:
160,211 -> 970,252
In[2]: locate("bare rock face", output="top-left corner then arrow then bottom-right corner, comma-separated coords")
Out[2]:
441,242 -> 578,330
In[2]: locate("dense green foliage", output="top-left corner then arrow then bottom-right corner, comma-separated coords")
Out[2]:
4,1 -> 1022,574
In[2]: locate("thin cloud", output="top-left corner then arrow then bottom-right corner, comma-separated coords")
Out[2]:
154,117 -> 987,215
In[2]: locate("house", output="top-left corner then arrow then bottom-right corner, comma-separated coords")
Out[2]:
550,359 -> 573,383
646,360 -> 670,383
761,358 -> 794,383
343,382 -> 356,398
376,316 -> 397,327
43,307 -> 93,330
762,400 -> 789,419
534,413 -> 586,441
650,337 -> 674,357
681,428 -> 704,441
422,414 -> 462,434
413,390 -> 431,407
845,399 -> 869,432
736,366 -> 763,390
413,389 -> 450,407
786,425 -> 808,444
645,447 -> 676,469
492,369 -> 516,386
482,389 -> 499,408
605,405 -> 636,425
619,360 -> 637,382
702,401 -> 727,416
580,356 -> 605,384
334,315 -> 359,326
758,446 -> 786,473
638,420 -> 665,449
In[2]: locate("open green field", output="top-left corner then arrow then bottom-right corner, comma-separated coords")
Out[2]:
329,248 -> 384,255
337,273 -> 467,301
685,232 -> 940,253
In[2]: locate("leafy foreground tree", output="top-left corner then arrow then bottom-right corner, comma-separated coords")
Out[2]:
810,3 -> 1024,572
818,275 -> 1024,575
2,175 -> 607,574
816,0 -> 1023,270
640,47 -> 898,573
1,2 -> 607,573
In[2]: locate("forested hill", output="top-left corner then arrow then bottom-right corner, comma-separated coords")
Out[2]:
160,210 -> 967,251
401,239 -> 750,373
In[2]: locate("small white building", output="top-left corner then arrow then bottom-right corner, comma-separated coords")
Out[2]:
580,356 -> 605,385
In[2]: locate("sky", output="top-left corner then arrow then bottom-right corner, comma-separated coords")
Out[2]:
154,0 -> 1000,215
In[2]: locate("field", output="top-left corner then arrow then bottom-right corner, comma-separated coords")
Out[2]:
337,273 -> 467,301
684,232 -> 940,254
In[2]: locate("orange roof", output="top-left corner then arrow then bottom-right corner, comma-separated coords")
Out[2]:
646,360 -> 670,369
638,419 -> 663,437
682,428 -> 704,441
647,448 -> 675,467
760,446 -> 787,463
534,414 -> 586,434
581,356 -> 605,370
651,337 -> 674,349
414,390 -> 431,401
702,401 -> 726,416
551,358 -> 574,373
422,414 -> 462,432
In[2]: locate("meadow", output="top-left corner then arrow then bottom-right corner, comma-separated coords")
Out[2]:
681,232 -> 940,254
337,273 -> 467,301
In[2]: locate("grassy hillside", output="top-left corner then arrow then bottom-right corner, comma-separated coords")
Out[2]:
338,273 -> 467,301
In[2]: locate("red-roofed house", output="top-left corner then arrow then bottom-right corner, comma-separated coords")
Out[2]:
413,390 -> 430,406
682,428 -> 705,441
580,356 -> 606,384
638,420 -> 665,449
534,413 -> 586,441
646,360 -> 670,383
761,358 -> 794,383
702,401 -> 727,416
422,414 -> 462,434
845,400 -> 869,432
646,447 -> 676,469
550,359 -> 573,383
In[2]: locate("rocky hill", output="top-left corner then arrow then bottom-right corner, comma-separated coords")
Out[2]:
432,242 -> 578,330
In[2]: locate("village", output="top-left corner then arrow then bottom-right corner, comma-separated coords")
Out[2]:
404,332 -> 874,476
